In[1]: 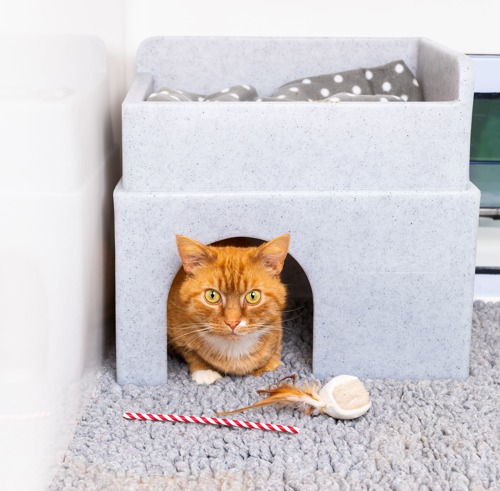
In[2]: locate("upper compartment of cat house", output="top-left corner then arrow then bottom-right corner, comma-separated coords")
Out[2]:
122,37 -> 474,193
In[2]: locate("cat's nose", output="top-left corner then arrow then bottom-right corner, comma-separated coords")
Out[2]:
225,319 -> 241,330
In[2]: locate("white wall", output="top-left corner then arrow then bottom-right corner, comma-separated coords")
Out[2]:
123,0 -> 500,82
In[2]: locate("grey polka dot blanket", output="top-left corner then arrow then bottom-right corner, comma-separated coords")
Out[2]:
147,60 -> 422,103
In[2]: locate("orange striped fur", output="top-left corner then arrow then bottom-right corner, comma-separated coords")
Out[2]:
167,235 -> 289,382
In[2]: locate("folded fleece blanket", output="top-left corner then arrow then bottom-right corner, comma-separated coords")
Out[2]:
147,59 -> 422,103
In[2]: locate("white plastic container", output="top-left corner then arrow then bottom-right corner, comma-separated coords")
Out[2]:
0,35 -> 117,490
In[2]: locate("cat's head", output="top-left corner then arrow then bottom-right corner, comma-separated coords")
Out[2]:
174,235 -> 289,340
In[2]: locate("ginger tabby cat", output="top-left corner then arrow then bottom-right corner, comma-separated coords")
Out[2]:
167,234 -> 290,385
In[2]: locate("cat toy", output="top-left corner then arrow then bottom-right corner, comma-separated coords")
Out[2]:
215,374 -> 372,420
123,412 -> 299,434
123,375 -> 371,435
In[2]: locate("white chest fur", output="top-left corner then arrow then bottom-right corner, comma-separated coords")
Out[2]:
204,330 -> 264,359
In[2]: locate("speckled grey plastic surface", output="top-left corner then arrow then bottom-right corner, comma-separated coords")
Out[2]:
122,37 -> 474,193
116,37 -> 479,386
114,182 -> 480,385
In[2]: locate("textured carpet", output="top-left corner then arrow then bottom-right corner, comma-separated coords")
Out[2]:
50,302 -> 500,490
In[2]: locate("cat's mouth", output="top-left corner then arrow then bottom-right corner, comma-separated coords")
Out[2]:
219,329 -> 251,340
223,332 -> 243,338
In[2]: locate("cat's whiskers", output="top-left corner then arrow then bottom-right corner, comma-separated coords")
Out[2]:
281,306 -> 308,313
167,300 -> 199,312
170,321 -> 213,328
282,312 -> 307,323
166,324 -> 213,346
249,320 -> 305,336
251,321 -> 302,335
246,323 -> 288,334
253,326 -> 294,336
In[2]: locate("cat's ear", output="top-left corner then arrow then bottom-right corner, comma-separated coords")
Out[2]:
253,234 -> 290,275
176,235 -> 215,274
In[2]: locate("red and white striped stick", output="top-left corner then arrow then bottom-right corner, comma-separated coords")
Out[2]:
123,412 -> 299,434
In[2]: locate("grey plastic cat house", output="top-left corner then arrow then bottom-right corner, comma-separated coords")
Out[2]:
115,37 -> 479,386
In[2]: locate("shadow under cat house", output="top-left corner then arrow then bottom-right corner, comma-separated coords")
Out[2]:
115,36 -> 479,386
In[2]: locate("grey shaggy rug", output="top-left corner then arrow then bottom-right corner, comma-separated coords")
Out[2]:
51,302 -> 500,490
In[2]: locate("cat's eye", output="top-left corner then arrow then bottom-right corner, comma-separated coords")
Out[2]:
245,290 -> 261,304
204,289 -> 221,304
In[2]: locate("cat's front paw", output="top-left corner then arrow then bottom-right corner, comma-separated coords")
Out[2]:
191,369 -> 222,385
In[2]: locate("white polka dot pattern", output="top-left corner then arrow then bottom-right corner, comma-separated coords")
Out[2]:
147,60 -> 423,103
382,82 -> 392,92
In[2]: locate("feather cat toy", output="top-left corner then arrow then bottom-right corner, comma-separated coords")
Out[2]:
216,374 -> 372,420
